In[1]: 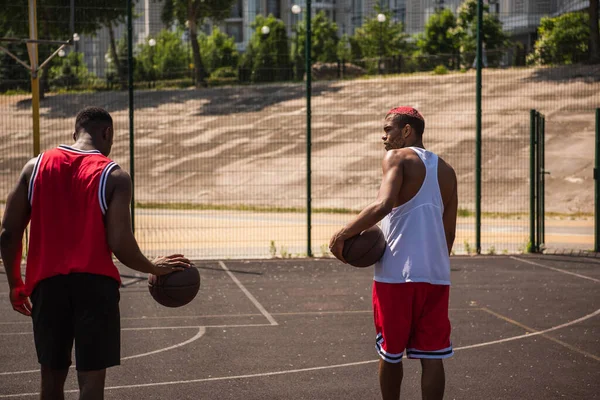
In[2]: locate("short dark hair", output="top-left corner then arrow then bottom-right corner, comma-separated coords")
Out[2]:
75,107 -> 113,134
389,113 -> 425,137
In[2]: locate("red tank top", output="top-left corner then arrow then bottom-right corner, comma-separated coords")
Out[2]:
25,145 -> 121,295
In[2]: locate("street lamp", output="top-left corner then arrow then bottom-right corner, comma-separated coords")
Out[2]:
292,4 -> 301,14
261,25 -> 271,35
377,14 -> 386,74
148,38 -> 156,47
58,49 -> 66,58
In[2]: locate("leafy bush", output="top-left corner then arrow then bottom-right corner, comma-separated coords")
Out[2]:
199,28 -> 240,74
527,12 -> 590,65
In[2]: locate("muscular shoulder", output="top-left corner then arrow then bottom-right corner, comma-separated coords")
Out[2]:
106,166 -> 130,189
20,157 -> 39,185
104,166 -> 131,204
382,148 -> 418,167
437,156 -> 457,184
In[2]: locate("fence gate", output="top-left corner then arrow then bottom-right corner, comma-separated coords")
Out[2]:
530,110 -> 547,253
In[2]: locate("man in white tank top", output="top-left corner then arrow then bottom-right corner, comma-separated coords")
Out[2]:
330,107 -> 458,400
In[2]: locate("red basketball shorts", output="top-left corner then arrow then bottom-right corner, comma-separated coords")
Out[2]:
373,281 -> 452,363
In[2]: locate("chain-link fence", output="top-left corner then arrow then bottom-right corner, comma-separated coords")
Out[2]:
0,1 -> 598,258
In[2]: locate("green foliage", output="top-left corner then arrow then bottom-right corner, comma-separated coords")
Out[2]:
352,8 -> 411,73
207,66 -> 238,86
292,11 -> 339,80
105,36 -> 136,88
269,241 -> 277,257
48,51 -> 98,89
240,15 -> 291,83
161,0 -> 237,85
295,11 -> 340,67
464,240 -> 473,255
433,65 -> 449,75
416,9 -> 460,69
337,34 -> 352,61
137,29 -> 189,81
0,30 -> 30,92
199,28 -> 240,73
527,12 -> 590,65
455,0 -> 510,67
0,0 -> 128,40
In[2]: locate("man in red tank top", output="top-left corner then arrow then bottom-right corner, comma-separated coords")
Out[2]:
1,107 -> 192,399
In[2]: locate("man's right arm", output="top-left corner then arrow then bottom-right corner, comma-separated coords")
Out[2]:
105,168 -> 190,275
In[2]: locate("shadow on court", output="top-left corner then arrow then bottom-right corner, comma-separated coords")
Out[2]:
0,255 -> 598,399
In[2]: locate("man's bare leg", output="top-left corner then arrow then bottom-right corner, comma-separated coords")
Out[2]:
379,359 -> 403,400
77,369 -> 106,400
40,366 -> 69,400
421,359 -> 445,400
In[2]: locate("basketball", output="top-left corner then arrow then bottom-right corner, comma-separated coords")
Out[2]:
342,225 -> 387,268
148,267 -> 201,308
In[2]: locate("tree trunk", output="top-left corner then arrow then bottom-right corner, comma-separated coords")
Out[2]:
590,0 -> 600,63
107,22 -> 127,90
187,4 -> 207,88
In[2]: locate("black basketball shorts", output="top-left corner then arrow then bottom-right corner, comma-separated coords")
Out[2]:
30,273 -> 121,371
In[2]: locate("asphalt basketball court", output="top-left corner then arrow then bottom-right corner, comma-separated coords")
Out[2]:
0,255 -> 598,399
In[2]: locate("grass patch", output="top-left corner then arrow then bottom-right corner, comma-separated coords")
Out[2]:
135,202 -> 360,214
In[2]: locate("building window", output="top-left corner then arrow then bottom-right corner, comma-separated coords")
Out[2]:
267,0 -> 281,18
226,21 -> 243,43
230,0 -> 243,18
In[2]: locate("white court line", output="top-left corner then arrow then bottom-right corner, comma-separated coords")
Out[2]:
511,256 -> 600,283
218,261 -> 278,326
122,327 -> 205,361
1,307 -> 598,397
0,326 -> 206,377
0,308 -> 479,326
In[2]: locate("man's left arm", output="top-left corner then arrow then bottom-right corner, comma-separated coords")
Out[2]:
1,159 -> 35,316
329,151 -> 404,263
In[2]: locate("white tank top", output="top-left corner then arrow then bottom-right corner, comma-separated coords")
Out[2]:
374,147 -> 451,285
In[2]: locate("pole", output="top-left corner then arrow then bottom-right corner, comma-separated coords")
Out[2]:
595,108 -> 599,252
127,0 -> 135,232
379,23 -> 382,75
28,0 -> 40,157
475,0 -> 483,254
529,110 -> 536,252
306,0 -> 313,257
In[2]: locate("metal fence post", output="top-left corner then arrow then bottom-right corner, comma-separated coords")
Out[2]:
306,0 -> 312,257
475,0 -> 483,254
594,108 -> 600,252
530,109 -> 536,252
127,0 -> 135,232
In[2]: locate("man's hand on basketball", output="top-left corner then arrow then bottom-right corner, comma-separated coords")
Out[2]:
10,286 -> 32,317
329,229 -> 348,264
151,254 -> 193,276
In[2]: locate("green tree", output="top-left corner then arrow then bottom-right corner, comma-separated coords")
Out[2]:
337,34 -> 352,62
48,51 -> 98,90
352,8 -> 411,73
198,27 -> 240,74
590,0 -> 599,62
527,12 -> 590,65
455,0 -> 510,67
0,0 -> 132,94
240,15 -> 291,83
294,11 -> 340,66
137,29 -> 189,82
416,9 -> 460,69
0,29 -> 30,92
161,0 -> 236,87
